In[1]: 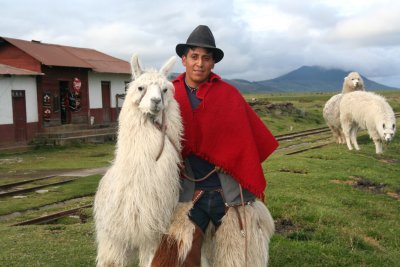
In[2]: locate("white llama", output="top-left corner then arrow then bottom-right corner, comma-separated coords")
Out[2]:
340,91 -> 396,154
94,54 -> 182,267
323,71 -> 365,143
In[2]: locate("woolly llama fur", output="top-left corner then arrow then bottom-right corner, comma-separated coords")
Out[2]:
323,72 -> 365,143
94,54 -> 182,267
340,91 -> 396,154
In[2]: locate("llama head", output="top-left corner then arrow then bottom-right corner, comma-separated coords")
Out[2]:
126,54 -> 176,119
379,119 -> 396,143
344,72 -> 364,91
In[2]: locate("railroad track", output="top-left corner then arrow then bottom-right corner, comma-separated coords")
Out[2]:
0,175 -> 56,191
284,142 -> 332,155
11,204 -> 92,226
273,125 -> 333,155
0,176 -> 79,198
275,126 -> 331,141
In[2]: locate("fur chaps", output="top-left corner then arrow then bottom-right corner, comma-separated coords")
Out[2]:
162,201 -> 274,267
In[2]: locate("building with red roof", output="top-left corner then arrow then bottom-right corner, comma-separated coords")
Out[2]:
0,36 -> 131,146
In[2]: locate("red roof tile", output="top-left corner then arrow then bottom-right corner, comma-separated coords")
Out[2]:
0,63 -> 43,76
2,37 -> 130,74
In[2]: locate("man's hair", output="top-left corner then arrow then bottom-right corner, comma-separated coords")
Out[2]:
182,46 -> 214,60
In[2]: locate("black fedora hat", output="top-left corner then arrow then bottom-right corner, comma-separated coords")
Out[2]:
176,25 -> 224,63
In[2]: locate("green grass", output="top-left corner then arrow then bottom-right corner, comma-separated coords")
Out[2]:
265,132 -> 400,266
0,91 -> 399,266
0,174 -> 101,216
0,142 -> 114,175
0,223 -> 96,267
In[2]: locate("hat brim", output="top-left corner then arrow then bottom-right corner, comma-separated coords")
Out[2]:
176,43 -> 224,63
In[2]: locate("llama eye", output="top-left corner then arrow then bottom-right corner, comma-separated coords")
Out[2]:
393,124 -> 396,130
382,123 -> 386,129
162,88 -> 168,93
138,86 -> 144,92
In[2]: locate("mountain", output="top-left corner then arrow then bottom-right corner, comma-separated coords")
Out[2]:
224,66 -> 397,93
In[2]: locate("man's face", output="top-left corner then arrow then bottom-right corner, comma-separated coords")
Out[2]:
182,47 -> 215,88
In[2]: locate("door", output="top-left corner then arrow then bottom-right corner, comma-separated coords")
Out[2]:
12,90 -> 27,142
101,81 -> 111,123
59,81 -> 70,124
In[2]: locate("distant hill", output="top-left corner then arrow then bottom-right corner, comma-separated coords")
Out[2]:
170,66 -> 397,93
225,66 -> 397,93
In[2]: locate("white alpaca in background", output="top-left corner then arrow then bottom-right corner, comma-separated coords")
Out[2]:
323,72 -> 365,143
323,94 -> 346,144
94,54 -> 182,267
340,91 -> 396,154
341,72 -> 364,94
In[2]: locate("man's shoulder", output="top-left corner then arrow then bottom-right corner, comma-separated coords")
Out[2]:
214,79 -> 242,95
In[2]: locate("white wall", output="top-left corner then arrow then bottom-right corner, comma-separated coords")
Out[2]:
0,76 -> 38,124
88,72 -> 130,109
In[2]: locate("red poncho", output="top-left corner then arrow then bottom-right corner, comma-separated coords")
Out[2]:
174,73 -> 279,198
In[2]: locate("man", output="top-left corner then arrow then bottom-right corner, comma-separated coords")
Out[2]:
152,25 -> 278,267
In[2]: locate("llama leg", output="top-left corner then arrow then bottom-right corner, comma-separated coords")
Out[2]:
339,130 -> 346,144
96,236 -> 136,267
213,201 -> 274,267
350,126 -> 360,150
329,126 -> 342,144
333,127 -> 345,144
338,130 -> 346,144
374,139 -> 383,154
139,240 -> 159,267
329,126 -> 339,143
342,125 -> 353,150
333,128 -> 341,144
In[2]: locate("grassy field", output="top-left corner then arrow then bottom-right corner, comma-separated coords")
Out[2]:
0,91 -> 399,266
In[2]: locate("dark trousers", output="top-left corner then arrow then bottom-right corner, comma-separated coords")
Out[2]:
188,190 -> 226,233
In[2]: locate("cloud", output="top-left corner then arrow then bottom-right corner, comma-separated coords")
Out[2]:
1,0 -> 400,87
325,4 -> 400,47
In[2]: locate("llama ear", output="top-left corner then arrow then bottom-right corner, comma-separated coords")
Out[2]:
159,56 -> 176,77
131,54 -> 143,79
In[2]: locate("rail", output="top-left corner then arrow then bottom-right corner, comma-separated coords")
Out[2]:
0,178 -> 78,198
11,204 -> 92,226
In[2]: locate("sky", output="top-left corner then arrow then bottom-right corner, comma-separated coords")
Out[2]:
2,0 -> 400,87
